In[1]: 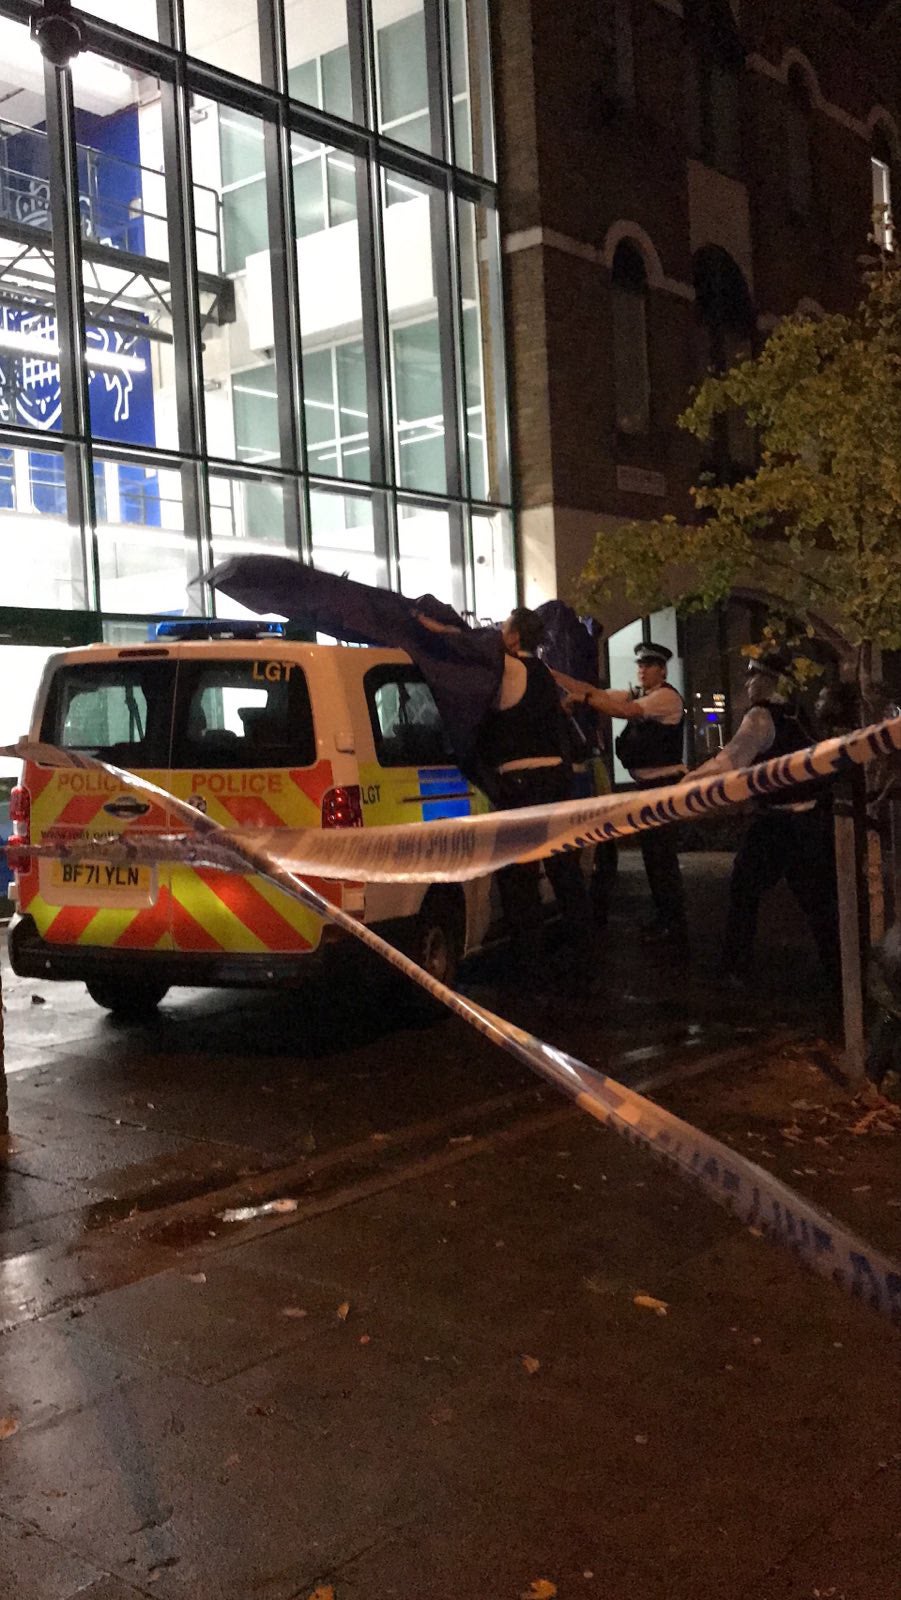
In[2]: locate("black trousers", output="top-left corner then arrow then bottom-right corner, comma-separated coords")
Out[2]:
721,806 -> 839,983
494,765 -> 591,978
635,777 -> 687,932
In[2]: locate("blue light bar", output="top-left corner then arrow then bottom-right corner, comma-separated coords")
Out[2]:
147,620 -> 286,641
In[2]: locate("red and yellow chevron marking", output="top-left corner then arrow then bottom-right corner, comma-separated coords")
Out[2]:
165,760 -> 336,954
20,763 -> 174,950
20,758 -> 339,957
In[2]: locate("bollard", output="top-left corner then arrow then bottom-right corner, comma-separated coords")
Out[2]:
834,772 -> 868,1083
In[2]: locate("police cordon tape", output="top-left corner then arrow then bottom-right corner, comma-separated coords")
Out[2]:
2,729 -> 900,1326
5,712 -> 901,884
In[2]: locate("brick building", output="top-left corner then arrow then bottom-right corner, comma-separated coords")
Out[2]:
491,0 -> 900,766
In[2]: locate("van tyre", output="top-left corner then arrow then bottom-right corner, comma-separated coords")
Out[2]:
412,891 -> 464,991
86,979 -> 169,1018
394,890 -> 465,1021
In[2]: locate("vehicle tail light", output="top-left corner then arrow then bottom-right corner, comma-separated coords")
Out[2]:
321,785 -> 364,830
9,783 -> 32,873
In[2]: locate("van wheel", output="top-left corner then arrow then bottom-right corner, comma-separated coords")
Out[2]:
86,979 -> 169,1018
412,892 -> 464,991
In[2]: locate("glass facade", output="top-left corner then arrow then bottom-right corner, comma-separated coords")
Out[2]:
0,0 -> 514,706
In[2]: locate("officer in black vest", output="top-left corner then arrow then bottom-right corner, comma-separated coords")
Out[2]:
555,640 -> 688,951
477,608 -> 592,985
694,649 -> 839,987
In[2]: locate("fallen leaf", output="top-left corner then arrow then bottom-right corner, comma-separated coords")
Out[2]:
521,1354 -> 541,1375
633,1293 -> 669,1317
634,1433 -> 649,1445
307,1587 -> 335,1600
0,1418 -> 19,1440
359,1334 -> 371,1345
520,1582 -> 557,1600
186,1272 -> 207,1285
337,1301 -> 350,1322
281,1306 -> 308,1319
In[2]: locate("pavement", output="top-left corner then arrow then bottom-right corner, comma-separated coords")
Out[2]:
1,849 -> 899,1600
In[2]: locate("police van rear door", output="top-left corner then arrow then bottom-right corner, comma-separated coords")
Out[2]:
25,651 -> 176,952
166,650 -> 332,957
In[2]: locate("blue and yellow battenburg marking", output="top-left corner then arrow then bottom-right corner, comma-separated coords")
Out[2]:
417,767 -> 471,821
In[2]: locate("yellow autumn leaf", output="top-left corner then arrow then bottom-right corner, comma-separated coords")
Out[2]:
520,1581 -> 557,1599
337,1301 -> 350,1322
633,1293 -> 668,1317
307,1587 -> 335,1600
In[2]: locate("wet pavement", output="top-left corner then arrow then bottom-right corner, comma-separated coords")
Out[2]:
1,850 -> 898,1599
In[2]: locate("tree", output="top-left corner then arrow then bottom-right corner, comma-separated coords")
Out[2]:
579,259 -> 901,712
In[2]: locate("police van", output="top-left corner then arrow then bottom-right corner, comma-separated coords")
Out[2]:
7,621 -> 607,1017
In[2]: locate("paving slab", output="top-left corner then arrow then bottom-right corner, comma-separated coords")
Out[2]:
70,1258 -> 365,1384
0,1313 -> 142,1436
0,1370 -> 443,1600
0,1513 -> 106,1600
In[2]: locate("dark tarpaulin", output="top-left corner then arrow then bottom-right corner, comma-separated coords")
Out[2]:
205,556 -> 505,785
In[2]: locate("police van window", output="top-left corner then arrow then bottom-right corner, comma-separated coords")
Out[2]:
40,662 -> 175,767
172,660 -> 316,769
365,664 -> 453,767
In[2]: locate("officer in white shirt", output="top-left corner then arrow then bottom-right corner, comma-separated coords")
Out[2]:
555,641 -> 688,951
694,649 -> 838,987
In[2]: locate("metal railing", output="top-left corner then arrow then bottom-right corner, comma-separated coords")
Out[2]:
0,116 -> 221,271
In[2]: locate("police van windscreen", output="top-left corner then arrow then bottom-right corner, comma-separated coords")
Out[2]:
40,662 -> 175,768
170,661 -> 316,769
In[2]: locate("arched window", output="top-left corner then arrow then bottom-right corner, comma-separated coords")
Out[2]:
693,246 -> 756,475
786,66 -> 814,216
611,241 -> 650,435
871,128 -> 895,252
684,0 -> 744,172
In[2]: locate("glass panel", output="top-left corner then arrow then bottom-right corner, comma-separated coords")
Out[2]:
471,508 -> 515,623
364,662 -> 454,766
193,104 -> 290,466
209,474 -> 289,567
311,488 -> 380,586
40,659 -> 175,765
183,0 -> 261,83
233,363 -> 279,465
172,660 -> 316,769
373,0 -> 433,155
0,45 -> 62,440
872,158 -> 895,252
292,133 -> 374,480
383,173 -> 451,494
612,286 -> 650,434
0,446 -> 85,609
95,460 -> 191,615
458,198 -> 506,502
285,0 -> 354,118
397,501 -> 452,599
70,64 -> 192,452
448,0 -> 494,177
78,1 -> 161,38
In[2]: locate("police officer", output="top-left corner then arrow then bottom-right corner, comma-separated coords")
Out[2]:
694,649 -> 838,987
556,641 -> 688,950
477,608 -> 593,985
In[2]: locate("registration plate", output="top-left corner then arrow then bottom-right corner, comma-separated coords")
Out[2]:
41,858 -> 156,909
